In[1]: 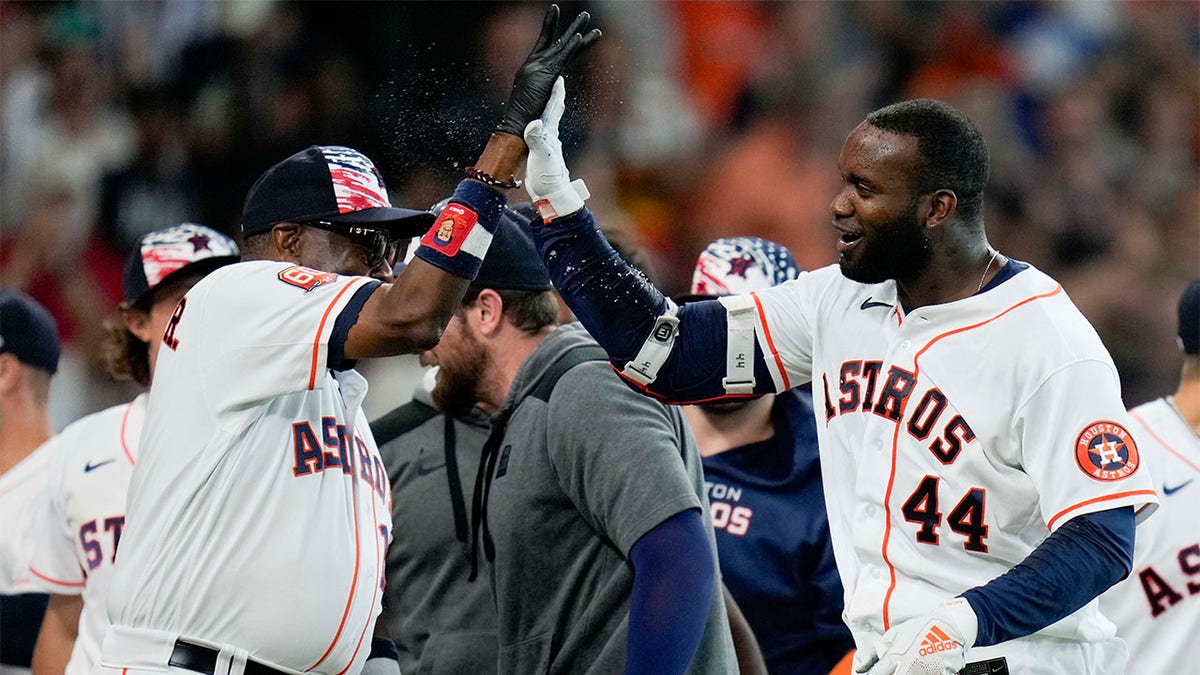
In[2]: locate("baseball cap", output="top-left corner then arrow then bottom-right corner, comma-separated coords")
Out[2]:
241,145 -> 436,238
674,236 -> 800,303
1179,276 -> 1199,355
0,286 -> 61,374
123,223 -> 240,306
473,208 -> 551,292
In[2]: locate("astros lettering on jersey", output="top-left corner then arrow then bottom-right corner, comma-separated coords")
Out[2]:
104,261 -> 392,675
1100,397 -> 1200,671
741,263 -> 1158,671
24,396 -> 145,675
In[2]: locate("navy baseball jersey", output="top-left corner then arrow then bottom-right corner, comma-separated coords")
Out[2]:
701,389 -> 854,673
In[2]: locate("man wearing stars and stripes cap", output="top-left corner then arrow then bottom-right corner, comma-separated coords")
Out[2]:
675,238 -> 856,674
97,7 -> 601,674
675,237 -> 800,304
22,223 -> 239,675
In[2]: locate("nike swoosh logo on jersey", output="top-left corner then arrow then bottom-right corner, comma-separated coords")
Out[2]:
1163,480 -> 1193,496
860,297 -> 892,310
84,458 -> 116,473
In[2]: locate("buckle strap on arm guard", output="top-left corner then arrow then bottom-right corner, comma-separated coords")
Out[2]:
620,298 -> 680,386
719,295 -> 757,395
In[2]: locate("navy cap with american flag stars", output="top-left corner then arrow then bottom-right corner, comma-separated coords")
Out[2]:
675,236 -> 800,304
122,223 -> 240,306
241,145 -> 436,239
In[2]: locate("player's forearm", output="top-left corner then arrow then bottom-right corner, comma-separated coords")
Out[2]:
472,133 -> 527,187
534,209 -> 776,402
961,506 -> 1134,646
534,208 -> 668,358
32,593 -> 81,675
626,508 -> 714,675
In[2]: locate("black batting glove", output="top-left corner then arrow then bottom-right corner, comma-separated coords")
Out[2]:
494,4 -> 602,138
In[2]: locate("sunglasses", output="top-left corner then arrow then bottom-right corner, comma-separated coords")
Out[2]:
302,221 -> 402,271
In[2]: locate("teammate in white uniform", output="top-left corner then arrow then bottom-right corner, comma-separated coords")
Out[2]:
25,224 -> 238,675
522,89 -> 1160,674
98,13 -> 600,675
0,287 -> 61,674
1101,276 -> 1200,672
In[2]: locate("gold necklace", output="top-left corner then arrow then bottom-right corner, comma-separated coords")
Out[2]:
977,248 -> 1001,293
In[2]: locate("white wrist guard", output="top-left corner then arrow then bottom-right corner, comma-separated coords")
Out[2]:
533,178 -> 590,223
524,77 -> 589,223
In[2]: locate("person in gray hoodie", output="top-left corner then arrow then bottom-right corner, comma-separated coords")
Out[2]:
415,214 -> 737,674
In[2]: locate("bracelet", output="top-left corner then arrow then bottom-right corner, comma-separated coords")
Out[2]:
465,166 -> 521,189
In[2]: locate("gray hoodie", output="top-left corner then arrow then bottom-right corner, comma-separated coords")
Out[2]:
480,323 -> 736,674
374,386 -> 498,674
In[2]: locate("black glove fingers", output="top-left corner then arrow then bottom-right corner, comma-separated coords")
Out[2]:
557,10 -> 591,46
532,4 -> 560,55
578,28 -> 602,53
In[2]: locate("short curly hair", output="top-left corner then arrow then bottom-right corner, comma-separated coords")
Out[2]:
866,99 -> 990,224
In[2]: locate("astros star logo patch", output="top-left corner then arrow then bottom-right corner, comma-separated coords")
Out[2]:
1074,420 -> 1140,481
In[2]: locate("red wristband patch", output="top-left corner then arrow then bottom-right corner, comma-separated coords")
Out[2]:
420,203 -> 479,257
1075,420 -> 1140,481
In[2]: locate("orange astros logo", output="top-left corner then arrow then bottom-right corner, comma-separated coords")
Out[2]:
918,626 -> 959,656
1075,420 -> 1139,481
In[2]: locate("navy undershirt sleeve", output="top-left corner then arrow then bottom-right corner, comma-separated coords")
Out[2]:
626,508 -> 714,675
533,210 -> 776,402
328,279 -> 382,371
962,506 -> 1135,646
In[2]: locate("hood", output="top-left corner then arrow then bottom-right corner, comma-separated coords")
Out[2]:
497,322 -> 599,417
701,388 -> 822,490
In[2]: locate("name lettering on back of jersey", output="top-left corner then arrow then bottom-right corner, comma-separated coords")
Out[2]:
1136,542 -> 1200,617
162,296 -> 187,351
278,266 -> 339,292
1074,421 -> 1140,481
291,417 -> 388,502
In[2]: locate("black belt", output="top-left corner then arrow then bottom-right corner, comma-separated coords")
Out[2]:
168,640 -> 289,675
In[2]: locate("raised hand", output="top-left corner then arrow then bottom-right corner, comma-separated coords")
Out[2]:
495,4 -> 602,138
524,77 -> 589,222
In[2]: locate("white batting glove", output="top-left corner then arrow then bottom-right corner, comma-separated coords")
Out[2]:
523,76 -> 589,223
856,598 -> 978,675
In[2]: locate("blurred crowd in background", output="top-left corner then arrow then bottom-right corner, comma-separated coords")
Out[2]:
1,0 -> 1196,428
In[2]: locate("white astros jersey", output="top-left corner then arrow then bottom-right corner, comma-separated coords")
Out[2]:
23,395 -> 145,675
740,262 -> 1159,673
1100,397 -> 1200,672
0,439 -> 55,593
104,261 -> 393,675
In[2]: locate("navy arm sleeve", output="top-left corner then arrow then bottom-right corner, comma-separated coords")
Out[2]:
626,508 -> 715,675
962,506 -> 1134,646
533,209 -> 778,402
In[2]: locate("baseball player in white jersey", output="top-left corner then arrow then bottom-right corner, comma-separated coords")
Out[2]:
521,89 -> 1160,674
0,287 -> 61,674
98,13 -> 599,675
1100,276 -> 1200,672
24,224 -> 238,675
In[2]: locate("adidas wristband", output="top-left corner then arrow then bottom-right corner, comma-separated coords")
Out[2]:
415,179 -> 507,280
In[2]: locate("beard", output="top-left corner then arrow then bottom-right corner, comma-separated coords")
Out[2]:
430,329 -> 489,418
839,205 -> 933,285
